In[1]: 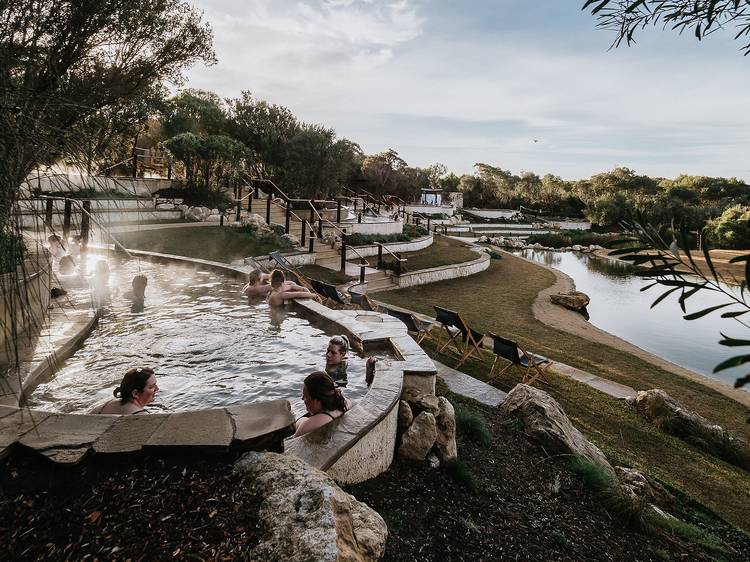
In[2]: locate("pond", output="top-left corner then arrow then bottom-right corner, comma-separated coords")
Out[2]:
28,253 -> 382,414
513,249 -> 748,391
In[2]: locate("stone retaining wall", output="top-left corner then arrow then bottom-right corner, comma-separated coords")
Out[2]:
394,248 -> 490,288
0,252 -> 51,353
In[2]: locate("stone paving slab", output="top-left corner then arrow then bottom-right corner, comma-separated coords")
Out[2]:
0,410 -> 53,457
145,409 -> 234,451
434,360 -> 507,408
18,413 -> 116,450
93,414 -> 170,454
227,400 -> 295,443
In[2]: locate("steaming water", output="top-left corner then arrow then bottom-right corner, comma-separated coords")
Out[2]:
28,253 -> 380,413
514,249 -> 748,391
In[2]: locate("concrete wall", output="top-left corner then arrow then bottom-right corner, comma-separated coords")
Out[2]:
395,250 -> 490,288
463,208 -> 518,219
403,204 -> 454,217
341,220 -> 403,236
348,234 -> 433,258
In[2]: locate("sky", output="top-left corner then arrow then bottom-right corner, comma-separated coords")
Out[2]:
185,0 -> 750,182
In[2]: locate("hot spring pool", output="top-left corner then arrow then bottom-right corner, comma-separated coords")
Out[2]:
28,253 -> 382,414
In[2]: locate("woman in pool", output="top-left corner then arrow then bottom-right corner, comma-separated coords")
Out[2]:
266,269 -> 320,306
88,367 -> 159,415
293,371 -> 351,437
242,269 -> 307,297
326,334 -> 378,387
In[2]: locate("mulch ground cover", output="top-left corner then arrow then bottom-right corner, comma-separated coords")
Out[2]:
0,454 -> 262,561
346,392 -> 750,562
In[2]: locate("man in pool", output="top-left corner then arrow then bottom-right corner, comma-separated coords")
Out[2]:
242,268 -> 307,297
267,269 -> 321,306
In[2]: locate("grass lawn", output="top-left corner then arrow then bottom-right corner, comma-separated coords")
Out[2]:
357,234 -> 478,272
114,226 -> 288,263
377,252 -> 750,531
298,264 -> 353,285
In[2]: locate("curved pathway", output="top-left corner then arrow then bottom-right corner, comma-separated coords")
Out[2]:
515,248 -> 750,408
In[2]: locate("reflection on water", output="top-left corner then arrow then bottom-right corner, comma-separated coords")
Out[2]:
29,253 -> 381,413
515,249 -> 748,391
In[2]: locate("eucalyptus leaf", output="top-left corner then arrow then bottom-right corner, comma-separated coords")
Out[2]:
683,303 -> 733,320
713,354 -> 750,373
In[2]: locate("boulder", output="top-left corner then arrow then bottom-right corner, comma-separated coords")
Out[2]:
549,291 -> 590,312
206,213 -> 223,222
397,400 -> 413,433
571,244 -> 582,252
282,233 -> 300,246
185,206 -> 211,222
478,235 -> 489,243
398,411 -> 437,461
434,396 -> 457,461
242,213 -> 267,228
235,452 -> 387,562
500,384 -> 615,478
210,208 -> 220,215
401,389 -> 440,415
615,466 -> 673,507
628,389 -> 749,468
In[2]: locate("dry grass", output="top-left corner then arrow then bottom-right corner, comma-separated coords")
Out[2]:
377,253 -> 750,531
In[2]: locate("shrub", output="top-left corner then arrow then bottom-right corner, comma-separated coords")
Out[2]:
0,231 -> 25,274
525,230 -> 620,249
455,407 -> 492,446
443,458 -> 479,492
525,233 -> 571,248
704,204 -> 750,249
155,187 -> 233,212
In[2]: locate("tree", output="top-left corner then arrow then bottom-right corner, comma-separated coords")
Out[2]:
0,0 -> 215,228
362,149 -> 407,196
705,205 -> 750,249
583,0 -> 750,56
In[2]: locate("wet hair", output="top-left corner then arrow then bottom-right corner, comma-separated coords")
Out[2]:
270,269 -> 285,289
132,274 -> 148,299
113,367 -> 155,405
304,371 -> 348,413
328,335 -> 349,356
247,269 -> 262,285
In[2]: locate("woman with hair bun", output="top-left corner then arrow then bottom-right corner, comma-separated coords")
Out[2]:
293,371 -> 351,437
88,367 -> 159,415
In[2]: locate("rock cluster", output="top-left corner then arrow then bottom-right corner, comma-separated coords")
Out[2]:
396,391 -> 457,464
500,384 -> 677,511
183,206 -> 224,222
480,235 -> 604,254
235,452 -> 387,562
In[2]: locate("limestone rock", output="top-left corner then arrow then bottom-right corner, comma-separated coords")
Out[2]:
397,400 -> 413,433
549,291 -> 590,312
235,452 -> 387,562
478,235 -> 489,243
629,389 -> 749,468
206,213 -> 223,222
401,389 -> 440,415
242,213 -> 268,228
282,233 -> 300,246
500,384 -> 615,478
615,466 -> 673,507
434,396 -> 457,461
426,452 -> 440,469
398,411 -> 437,461
185,206 -> 211,222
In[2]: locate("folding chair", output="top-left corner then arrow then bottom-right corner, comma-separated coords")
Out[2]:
385,307 -> 434,345
486,332 -> 553,386
433,306 -> 484,368
269,251 -> 313,291
310,279 -> 348,305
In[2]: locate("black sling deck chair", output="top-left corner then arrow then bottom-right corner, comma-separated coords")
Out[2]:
486,332 -> 553,385
385,307 -> 433,344
268,251 -> 314,291
310,279 -> 348,305
433,306 -> 484,368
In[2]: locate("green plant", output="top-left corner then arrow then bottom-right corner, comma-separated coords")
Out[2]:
0,232 -> 25,274
443,458 -> 479,492
155,187 -> 233,211
455,407 -> 492,446
660,517 -> 729,555
704,205 -> 750,250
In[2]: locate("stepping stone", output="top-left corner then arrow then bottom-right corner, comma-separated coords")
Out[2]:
434,360 -> 507,408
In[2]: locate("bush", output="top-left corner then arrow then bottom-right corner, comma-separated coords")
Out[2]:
526,233 -> 571,248
155,187 -> 233,212
455,407 -> 492,446
525,230 -> 620,249
704,204 -> 750,249
232,223 -> 293,251
0,231 -> 25,274
443,458 -> 479,492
